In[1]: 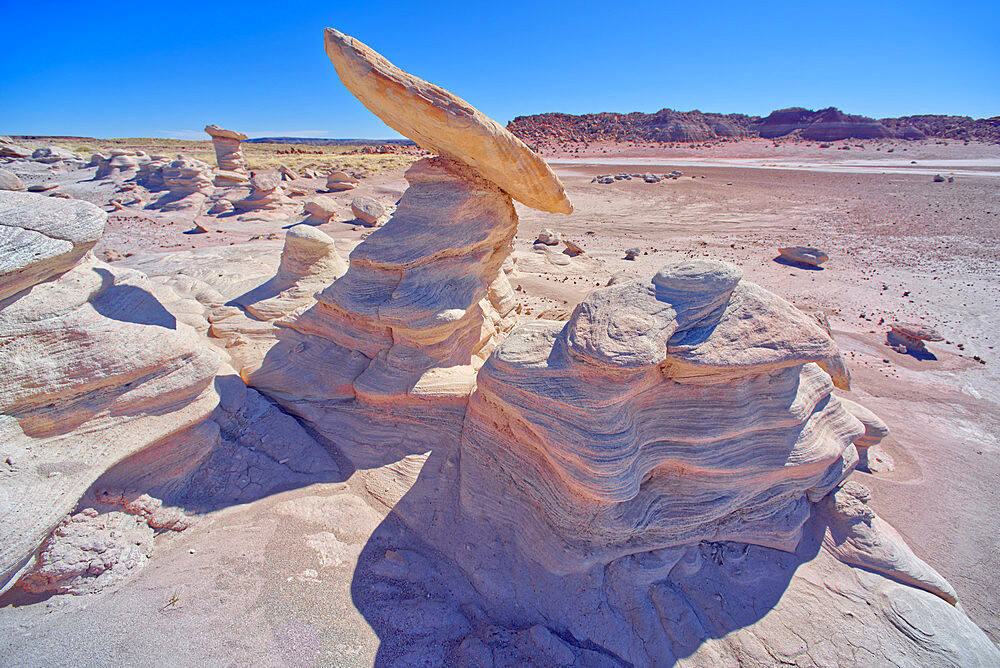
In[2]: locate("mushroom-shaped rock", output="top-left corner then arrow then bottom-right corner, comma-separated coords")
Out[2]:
0,168 -> 25,191
326,171 -> 358,192
323,28 -> 572,215
250,156 -> 520,462
778,245 -> 829,267
233,171 -> 291,213
204,125 -> 248,173
838,397 -> 891,472
350,195 -> 384,226
888,322 -> 942,355
234,224 -> 348,321
0,191 -> 106,302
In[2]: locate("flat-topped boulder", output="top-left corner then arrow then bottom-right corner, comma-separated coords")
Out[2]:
778,245 -> 829,267
324,28 -> 572,214
0,191 -> 106,302
888,321 -> 943,355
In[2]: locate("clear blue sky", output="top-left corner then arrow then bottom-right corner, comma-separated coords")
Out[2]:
2,0 -> 997,139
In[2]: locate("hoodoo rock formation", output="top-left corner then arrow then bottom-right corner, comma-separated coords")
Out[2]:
250,28 -> 569,463
204,124 -> 248,172
1,25 -> 997,667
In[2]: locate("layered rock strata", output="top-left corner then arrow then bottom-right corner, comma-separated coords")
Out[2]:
1,191 -> 106,302
150,156 -> 214,211
460,260 -> 864,571
204,125 -> 248,173
0,193 -> 223,593
251,156 -> 517,416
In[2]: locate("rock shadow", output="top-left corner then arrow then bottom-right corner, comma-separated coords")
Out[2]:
348,436 -> 821,666
90,268 -> 176,329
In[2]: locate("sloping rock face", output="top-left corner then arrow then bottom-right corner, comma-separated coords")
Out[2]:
204,125 -> 248,173
251,157 -> 518,448
755,107 -> 891,140
461,260 -> 863,571
324,28 -> 572,214
0,191 -> 105,302
0,195 -> 224,594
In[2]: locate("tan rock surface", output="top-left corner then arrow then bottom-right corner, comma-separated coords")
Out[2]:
323,28 -> 572,214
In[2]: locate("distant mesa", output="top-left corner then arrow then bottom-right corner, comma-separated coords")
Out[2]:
756,107 -> 890,140
508,106 -> 1000,145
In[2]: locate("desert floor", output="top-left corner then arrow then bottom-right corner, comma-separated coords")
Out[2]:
1,138 -> 998,665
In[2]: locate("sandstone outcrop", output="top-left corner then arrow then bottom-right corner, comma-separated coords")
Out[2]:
0,168 -> 25,191
349,195 -> 384,226
150,156 -> 214,211
94,150 -> 140,180
0,194 -> 224,594
303,194 -> 340,221
30,146 -> 84,166
233,171 -> 285,212
0,191 -> 106,302
839,398 -> 891,472
324,28 -> 572,215
251,156 -> 518,427
756,107 -> 891,141
816,481 -> 956,603
204,125 -> 248,173
461,260 -> 864,570
135,154 -> 170,190
535,228 -> 560,245
0,136 -> 32,159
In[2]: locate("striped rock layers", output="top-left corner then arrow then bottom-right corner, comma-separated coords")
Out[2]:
460,260 -> 864,571
204,125 -> 248,173
249,157 -> 518,460
0,193 -> 223,593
